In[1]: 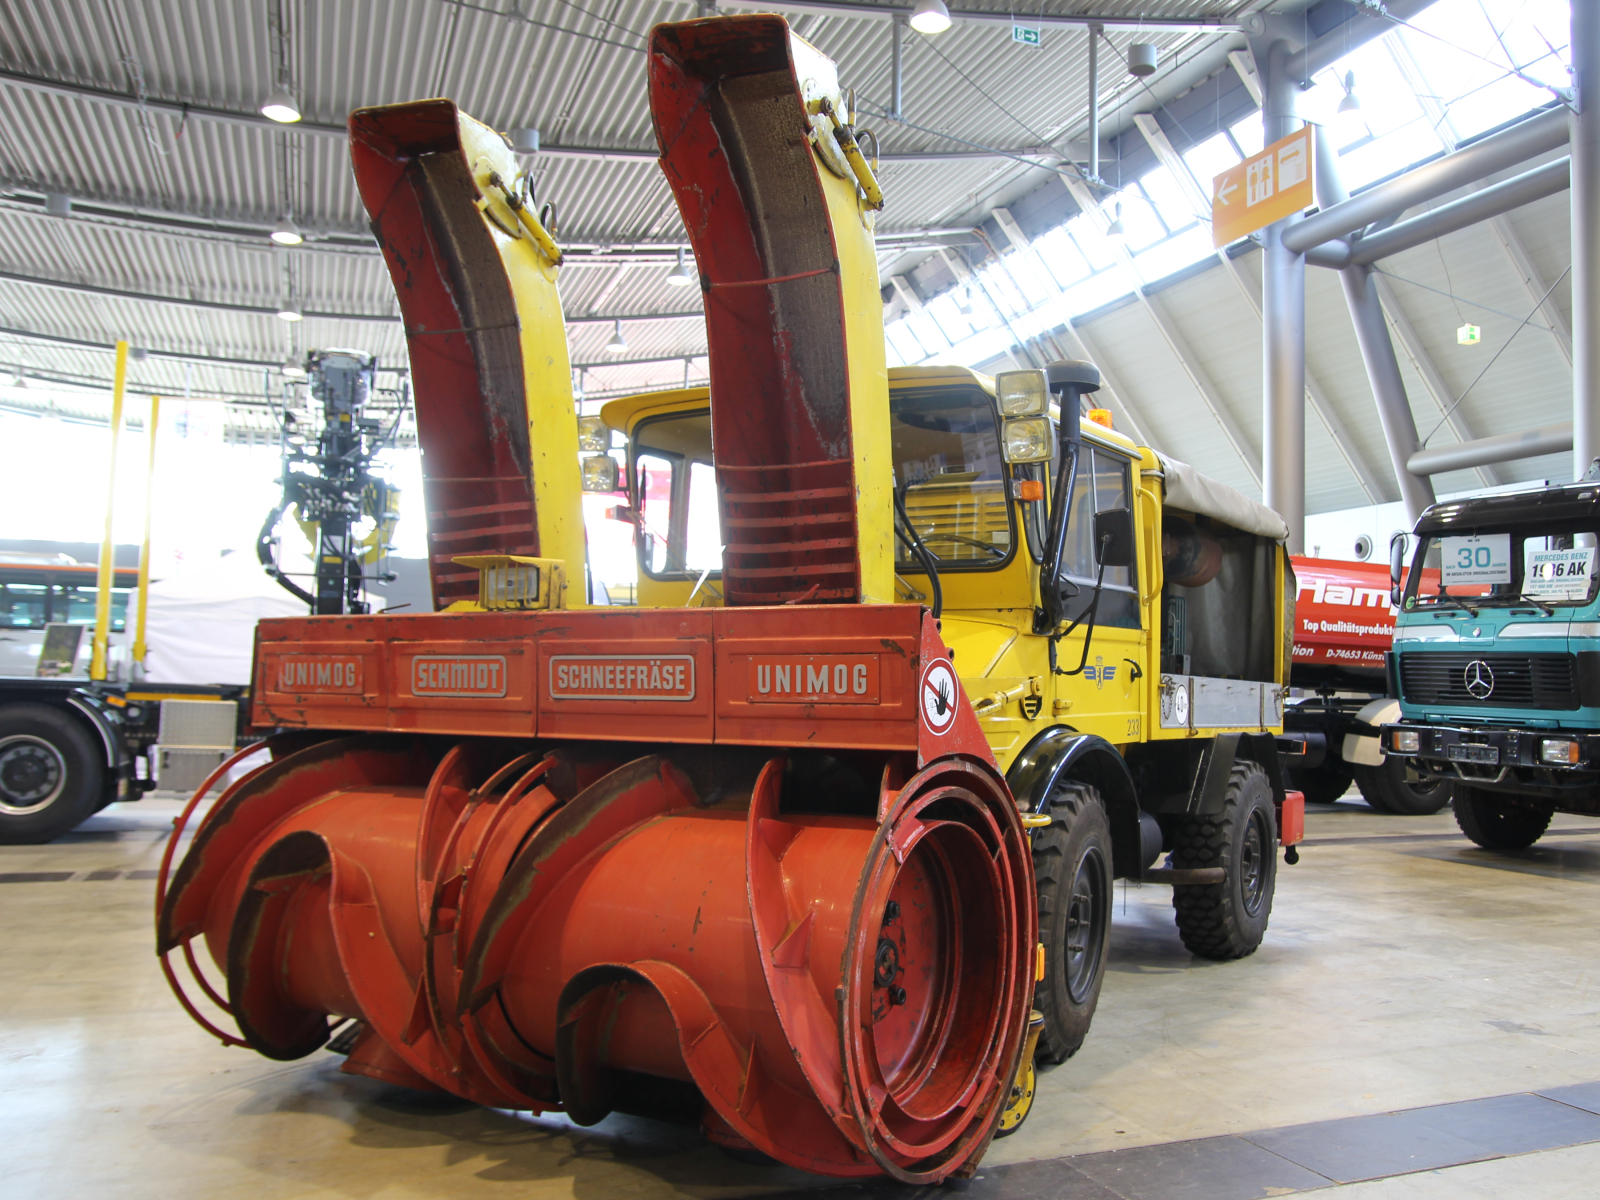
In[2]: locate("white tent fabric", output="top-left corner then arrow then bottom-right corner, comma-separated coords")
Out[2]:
1155,453 -> 1290,541
142,550 -> 305,685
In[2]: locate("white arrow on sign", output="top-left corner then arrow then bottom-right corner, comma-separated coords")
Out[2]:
1216,177 -> 1239,206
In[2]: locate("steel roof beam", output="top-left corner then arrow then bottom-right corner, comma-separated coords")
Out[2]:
1406,422 -> 1572,475
717,1 -> 1240,32
0,267 -> 705,325
1283,106 -> 1571,253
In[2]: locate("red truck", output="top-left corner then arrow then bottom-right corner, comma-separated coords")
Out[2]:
1282,556 -> 1452,815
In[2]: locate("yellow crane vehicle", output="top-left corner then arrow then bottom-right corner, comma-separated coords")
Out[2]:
594,362 -> 1306,1066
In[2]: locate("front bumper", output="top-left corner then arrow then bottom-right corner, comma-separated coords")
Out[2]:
1382,722 -> 1600,799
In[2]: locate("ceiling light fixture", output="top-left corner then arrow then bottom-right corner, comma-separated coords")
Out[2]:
1104,202 -> 1125,239
605,319 -> 628,353
260,88 -> 301,123
1337,70 -> 1361,114
276,306 -> 303,322
270,216 -> 303,246
909,0 -> 952,35
1127,43 -> 1159,77
666,247 -> 694,286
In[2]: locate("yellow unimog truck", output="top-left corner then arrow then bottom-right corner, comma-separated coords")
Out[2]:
594,360 -> 1304,1066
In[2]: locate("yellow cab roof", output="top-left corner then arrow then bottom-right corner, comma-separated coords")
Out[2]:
597,364 -> 1142,458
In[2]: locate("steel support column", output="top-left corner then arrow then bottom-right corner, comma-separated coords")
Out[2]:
1315,127 -> 1436,523
1573,0 -> 1600,477
1261,40 -> 1304,550
889,15 -> 905,121
1087,24 -> 1102,182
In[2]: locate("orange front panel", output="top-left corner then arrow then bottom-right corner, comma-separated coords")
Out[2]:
536,609 -> 716,743
712,605 -> 920,752
255,637 -> 386,730
389,637 -> 538,737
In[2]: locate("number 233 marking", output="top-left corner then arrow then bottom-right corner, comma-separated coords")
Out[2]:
1126,717 -> 1141,737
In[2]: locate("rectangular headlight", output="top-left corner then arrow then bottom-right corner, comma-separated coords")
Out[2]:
1002,416 -> 1056,463
580,454 -> 619,492
1541,739 -> 1580,765
995,369 -> 1049,416
1392,729 -> 1420,754
577,415 -> 611,452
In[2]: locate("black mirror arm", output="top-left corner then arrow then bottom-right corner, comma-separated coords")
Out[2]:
1050,533 -> 1111,677
1036,441 -> 1081,632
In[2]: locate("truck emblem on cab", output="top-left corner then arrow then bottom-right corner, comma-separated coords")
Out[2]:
1464,660 -> 1495,700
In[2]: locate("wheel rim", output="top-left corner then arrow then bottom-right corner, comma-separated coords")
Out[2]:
1403,765 -> 1448,797
1063,844 -> 1108,1004
0,734 -> 67,815
1240,808 -> 1270,917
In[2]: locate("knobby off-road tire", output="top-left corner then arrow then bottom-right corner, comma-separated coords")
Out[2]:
1453,785 -> 1553,850
1170,761 -> 1277,960
1288,765 -> 1353,805
1352,757 -> 1452,816
0,704 -> 105,844
1032,781 -> 1112,1065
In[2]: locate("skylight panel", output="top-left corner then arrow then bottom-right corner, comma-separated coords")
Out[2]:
1139,166 -> 1203,230
926,292 -> 979,343
1181,132 -> 1240,196
1032,226 -> 1091,289
884,320 -> 920,365
1066,213 -> 1117,271
1132,226 -> 1214,286
1229,114 -> 1263,157
1002,250 -> 1058,306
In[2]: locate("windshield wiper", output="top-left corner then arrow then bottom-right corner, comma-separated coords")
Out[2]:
1515,594 -> 1555,616
1430,595 -> 1479,616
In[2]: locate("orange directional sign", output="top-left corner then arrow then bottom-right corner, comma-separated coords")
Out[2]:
1211,125 -> 1315,248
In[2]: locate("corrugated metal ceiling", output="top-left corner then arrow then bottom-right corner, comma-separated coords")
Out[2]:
0,0 -> 1579,519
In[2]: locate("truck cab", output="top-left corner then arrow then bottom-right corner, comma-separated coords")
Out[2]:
600,359 -> 1303,1062
1382,481 -> 1600,848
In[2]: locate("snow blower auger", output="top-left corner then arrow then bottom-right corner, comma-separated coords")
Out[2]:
156,13 -> 1036,1186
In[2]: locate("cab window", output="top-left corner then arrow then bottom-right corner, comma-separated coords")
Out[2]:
892,387 -> 1014,571
1060,444 -> 1139,628
634,412 -> 723,579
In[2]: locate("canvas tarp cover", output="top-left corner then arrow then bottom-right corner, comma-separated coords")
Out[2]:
1156,453 -> 1289,541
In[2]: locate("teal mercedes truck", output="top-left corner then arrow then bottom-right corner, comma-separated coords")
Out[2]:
1380,478 -> 1600,850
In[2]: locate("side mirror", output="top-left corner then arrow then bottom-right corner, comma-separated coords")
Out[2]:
1094,507 -> 1136,568
1389,531 -> 1408,605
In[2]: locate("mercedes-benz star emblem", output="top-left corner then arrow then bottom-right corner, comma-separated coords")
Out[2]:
1463,659 -> 1495,700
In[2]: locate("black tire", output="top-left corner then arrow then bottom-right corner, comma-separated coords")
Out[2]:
1453,785 -> 1553,850
1288,765 -> 1353,805
1170,761 -> 1277,960
0,704 -> 106,844
1032,781 -> 1112,1065
1352,757 -> 1452,816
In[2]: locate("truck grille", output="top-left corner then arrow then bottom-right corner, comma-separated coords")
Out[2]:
1397,651 -> 1579,710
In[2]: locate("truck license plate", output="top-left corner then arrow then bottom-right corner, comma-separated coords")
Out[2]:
1447,744 -> 1499,765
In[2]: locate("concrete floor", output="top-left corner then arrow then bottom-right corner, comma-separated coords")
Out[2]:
4,790 -> 1599,1199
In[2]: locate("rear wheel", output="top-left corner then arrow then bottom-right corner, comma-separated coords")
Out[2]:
1288,765 -> 1353,805
1353,757 -> 1452,816
0,704 -> 105,844
1453,785 -> 1553,850
1171,761 -> 1277,960
1032,781 -> 1111,1064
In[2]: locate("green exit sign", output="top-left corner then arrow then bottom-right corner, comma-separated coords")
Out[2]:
1012,25 -> 1041,47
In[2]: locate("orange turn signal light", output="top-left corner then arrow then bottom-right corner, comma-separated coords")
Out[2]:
1014,479 -> 1045,502
1086,408 -> 1113,429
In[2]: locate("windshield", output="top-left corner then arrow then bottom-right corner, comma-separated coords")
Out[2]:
1406,526 -> 1600,611
631,391 -> 1017,581
892,387 -> 1014,570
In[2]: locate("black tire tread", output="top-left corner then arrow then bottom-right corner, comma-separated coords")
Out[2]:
1032,781 -> 1111,1065
1170,761 -> 1276,961
1453,785 -> 1553,850
1354,757 -> 1452,816
0,703 -> 105,845
1288,765 -> 1353,805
